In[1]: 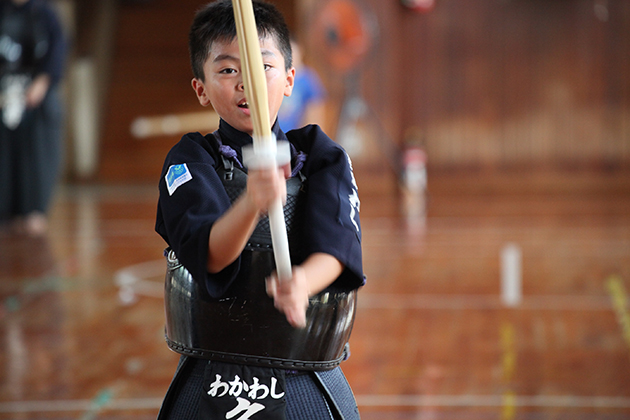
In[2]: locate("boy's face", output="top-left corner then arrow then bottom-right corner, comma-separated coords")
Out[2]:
192,36 -> 295,135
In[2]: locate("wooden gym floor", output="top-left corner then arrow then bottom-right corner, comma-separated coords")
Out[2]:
1,168 -> 630,419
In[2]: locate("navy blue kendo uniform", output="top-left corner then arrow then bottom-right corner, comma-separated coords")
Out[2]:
0,0 -> 66,221
156,119 -> 364,420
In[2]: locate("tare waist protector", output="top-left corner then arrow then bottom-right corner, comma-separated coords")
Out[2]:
163,161 -> 357,370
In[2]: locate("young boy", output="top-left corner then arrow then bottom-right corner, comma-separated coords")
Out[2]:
155,1 -> 364,419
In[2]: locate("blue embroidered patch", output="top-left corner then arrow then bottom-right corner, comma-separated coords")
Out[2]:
165,163 -> 192,196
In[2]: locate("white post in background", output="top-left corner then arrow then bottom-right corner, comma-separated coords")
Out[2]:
501,243 -> 523,307
401,145 -> 428,235
66,0 -> 118,179
70,58 -> 99,178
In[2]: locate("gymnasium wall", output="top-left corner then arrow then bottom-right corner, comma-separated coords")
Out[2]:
303,0 -> 630,171
96,0 -> 630,183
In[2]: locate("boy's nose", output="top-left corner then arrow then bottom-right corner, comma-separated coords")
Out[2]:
237,81 -> 244,91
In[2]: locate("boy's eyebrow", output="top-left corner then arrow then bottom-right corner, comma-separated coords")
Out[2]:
212,53 -> 239,63
212,49 -> 276,63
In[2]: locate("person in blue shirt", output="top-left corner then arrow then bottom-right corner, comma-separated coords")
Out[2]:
278,38 -> 326,132
155,1 -> 364,419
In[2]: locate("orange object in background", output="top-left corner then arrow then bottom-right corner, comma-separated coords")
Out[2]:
312,0 -> 373,73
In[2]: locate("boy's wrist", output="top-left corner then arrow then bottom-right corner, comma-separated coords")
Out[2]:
239,191 -> 262,219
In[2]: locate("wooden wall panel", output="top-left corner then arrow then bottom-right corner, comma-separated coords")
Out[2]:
98,0 -> 202,182
301,0 -> 630,170
410,0 -> 630,169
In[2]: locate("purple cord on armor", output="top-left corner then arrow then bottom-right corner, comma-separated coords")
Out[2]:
219,141 -> 307,177
290,143 -> 307,178
291,152 -> 306,178
219,144 -> 244,168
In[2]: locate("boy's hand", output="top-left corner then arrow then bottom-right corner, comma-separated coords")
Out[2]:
266,266 -> 309,328
245,164 -> 290,213
26,75 -> 51,108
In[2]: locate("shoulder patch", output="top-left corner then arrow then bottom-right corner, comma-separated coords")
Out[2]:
165,163 -> 193,196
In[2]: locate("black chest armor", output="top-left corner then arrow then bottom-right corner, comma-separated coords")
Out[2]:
163,151 -> 357,370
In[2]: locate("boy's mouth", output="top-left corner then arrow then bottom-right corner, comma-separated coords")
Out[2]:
238,100 -> 249,109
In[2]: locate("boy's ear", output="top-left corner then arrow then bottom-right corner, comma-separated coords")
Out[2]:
283,67 -> 295,97
192,78 -> 211,106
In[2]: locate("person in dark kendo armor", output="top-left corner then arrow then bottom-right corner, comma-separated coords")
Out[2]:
155,1 -> 365,419
0,0 -> 66,235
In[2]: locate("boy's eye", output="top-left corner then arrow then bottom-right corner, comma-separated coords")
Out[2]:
220,68 -> 237,74
263,64 -> 272,71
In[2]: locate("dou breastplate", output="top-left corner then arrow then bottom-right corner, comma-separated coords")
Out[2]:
163,154 -> 357,370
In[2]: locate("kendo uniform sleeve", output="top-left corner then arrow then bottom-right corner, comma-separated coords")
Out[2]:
287,125 -> 365,291
156,133 -> 240,298
35,1 -> 66,85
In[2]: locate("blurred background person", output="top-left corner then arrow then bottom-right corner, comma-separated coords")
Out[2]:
0,0 -> 67,236
278,38 -> 326,131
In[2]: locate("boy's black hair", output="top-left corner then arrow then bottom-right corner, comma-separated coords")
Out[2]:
189,0 -> 293,81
